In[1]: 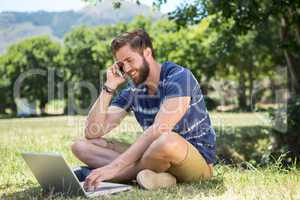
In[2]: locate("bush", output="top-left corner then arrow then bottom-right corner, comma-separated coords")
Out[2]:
267,96 -> 300,166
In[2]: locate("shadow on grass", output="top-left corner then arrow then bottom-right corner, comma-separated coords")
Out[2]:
1,177 -> 225,200
0,113 -> 66,120
102,176 -> 226,200
178,176 -> 225,196
1,186 -> 43,200
143,176 -> 226,199
215,125 -> 271,165
0,186 -> 71,200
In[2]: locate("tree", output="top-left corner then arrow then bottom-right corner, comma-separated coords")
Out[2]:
0,56 -> 13,114
0,36 -> 61,115
208,19 -> 279,110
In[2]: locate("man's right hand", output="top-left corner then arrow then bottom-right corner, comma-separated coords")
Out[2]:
104,63 -> 127,90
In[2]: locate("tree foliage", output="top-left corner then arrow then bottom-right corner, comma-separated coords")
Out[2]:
0,36 -> 60,114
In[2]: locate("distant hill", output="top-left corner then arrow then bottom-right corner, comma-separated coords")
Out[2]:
0,0 -> 162,54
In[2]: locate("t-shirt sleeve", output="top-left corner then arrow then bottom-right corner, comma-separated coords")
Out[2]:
110,88 -> 132,112
164,68 -> 198,99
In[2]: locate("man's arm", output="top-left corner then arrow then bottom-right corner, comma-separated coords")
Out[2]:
85,64 -> 128,139
84,91 -> 127,139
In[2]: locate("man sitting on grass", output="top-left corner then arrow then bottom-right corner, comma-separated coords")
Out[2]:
71,29 -> 216,191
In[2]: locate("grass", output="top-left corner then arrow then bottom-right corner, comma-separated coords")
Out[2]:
0,113 -> 299,200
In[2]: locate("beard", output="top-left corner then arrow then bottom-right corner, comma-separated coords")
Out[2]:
133,56 -> 150,86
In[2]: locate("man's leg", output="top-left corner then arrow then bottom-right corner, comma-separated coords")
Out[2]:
71,138 -> 129,168
71,132 -> 212,185
111,132 -> 189,182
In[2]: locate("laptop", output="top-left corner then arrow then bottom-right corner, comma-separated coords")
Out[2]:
21,152 -> 132,198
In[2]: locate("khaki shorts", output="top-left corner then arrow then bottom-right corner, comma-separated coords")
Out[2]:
107,138 -> 213,182
167,141 -> 213,182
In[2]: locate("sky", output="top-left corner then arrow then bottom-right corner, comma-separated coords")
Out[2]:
0,0 -> 185,13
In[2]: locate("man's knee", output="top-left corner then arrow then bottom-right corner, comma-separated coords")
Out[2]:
142,132 -> 183,161
71,138 -> 88,158
71,138 -> 122,158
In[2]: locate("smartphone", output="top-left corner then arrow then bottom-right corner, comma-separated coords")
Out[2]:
115,61 -> 125,78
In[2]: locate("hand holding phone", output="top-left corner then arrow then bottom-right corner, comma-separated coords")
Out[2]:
104,61 -> 127,90
115,61 -> 126,78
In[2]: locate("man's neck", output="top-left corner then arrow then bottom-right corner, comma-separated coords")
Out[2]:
145,61 -> 161,95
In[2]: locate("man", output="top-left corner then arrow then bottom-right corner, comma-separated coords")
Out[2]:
71,29 -> 216,191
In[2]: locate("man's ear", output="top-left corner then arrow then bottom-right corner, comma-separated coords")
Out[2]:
143,47 -> 152,59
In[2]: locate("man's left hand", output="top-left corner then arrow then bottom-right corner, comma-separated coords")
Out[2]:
83,163 -> 120,191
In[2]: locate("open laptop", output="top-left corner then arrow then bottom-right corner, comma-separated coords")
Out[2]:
21,152 -> 132,198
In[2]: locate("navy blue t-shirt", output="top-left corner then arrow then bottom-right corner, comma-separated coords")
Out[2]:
110,61 -> 216,164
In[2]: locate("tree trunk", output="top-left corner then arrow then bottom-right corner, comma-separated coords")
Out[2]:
9,102 -> 17,116
248,64 -> 254,110
238,65 -> 247,110
0,104 -> 6,114
40,99 -> 47,116
280,17 -> 300,98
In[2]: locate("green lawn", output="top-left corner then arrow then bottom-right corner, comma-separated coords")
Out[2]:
0,113 -> 299,200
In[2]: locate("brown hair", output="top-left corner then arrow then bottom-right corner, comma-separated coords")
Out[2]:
111,29 -> 155,58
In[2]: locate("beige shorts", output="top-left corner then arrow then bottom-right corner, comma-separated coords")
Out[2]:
167,141 -> 213,182
107,138 -> 213,182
